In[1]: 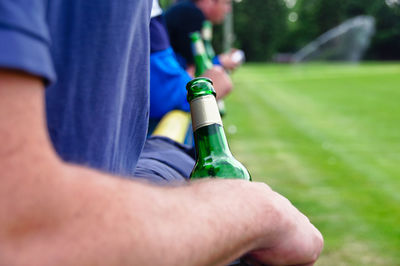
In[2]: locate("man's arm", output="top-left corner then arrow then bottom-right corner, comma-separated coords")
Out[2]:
0,69 -> 323,265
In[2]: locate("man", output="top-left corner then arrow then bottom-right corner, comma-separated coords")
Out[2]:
165,0 -> 240,71
0,1 -> 323,265
149,0 -> 231,123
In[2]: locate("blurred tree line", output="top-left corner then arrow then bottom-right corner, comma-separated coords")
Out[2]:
223,0 -> 400,61
281,0 -> 400,61
161,0 -> 399,61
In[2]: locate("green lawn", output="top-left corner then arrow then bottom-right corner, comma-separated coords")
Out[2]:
224,62 -> 400,265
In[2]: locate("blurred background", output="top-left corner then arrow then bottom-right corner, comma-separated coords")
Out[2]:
231,0 -> 399,62
162,0 -> 400,264
162,0 -> 400,62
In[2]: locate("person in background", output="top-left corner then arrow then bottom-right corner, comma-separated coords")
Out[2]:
165,0 -> 241,71
149,0 -> 232,126
0,1 -> 323,265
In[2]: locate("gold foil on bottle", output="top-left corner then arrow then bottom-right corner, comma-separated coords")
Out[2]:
190,95 -> 223,131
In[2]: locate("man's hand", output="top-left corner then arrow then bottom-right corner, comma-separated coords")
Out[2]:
203,65 -> 233,99
246,183 -> 324,265
185,180 -> 323,266
218,49 -> 244,71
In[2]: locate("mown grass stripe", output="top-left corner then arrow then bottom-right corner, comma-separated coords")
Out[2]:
225,63 -> 400,265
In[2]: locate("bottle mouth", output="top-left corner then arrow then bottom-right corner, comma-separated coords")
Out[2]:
186,77 -> 216,102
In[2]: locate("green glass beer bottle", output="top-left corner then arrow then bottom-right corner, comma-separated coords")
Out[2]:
201,21 -> 227,117
191,31 -> 227,117
201,20 -> 216,61
187,78 -> 251,181
190,32 -> 213,78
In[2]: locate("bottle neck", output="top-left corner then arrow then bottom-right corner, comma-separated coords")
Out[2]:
203,40 -> 215,61
190,95 -> 232,158
194,124 -> 232,159
202,26 -> 212,42
190,94 -> 222,131
193,40 -> 213,77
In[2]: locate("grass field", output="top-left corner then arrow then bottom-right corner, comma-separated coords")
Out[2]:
224,62 -> 400,265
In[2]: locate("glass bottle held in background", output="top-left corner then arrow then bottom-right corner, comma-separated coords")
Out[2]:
201,21 -> 227,117
190,32 -> 213,78
187,77 -> 251,180
201,20 -> 216,61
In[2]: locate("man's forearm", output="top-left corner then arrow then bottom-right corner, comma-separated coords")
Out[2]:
1,145 -> 322,266
1,160 -> 272,266
0,70 -> 264,265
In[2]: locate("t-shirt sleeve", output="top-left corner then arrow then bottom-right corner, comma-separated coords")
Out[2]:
133,136 -> 195,184
0,1 -> 56,84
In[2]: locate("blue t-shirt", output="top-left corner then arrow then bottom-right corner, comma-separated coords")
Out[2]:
149,15 -> 191,119
0,1 -> 151,176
